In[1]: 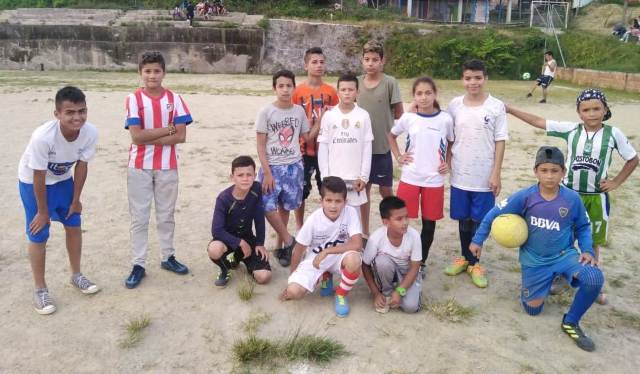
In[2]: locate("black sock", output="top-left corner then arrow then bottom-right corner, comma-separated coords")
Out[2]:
211,257 -> 231,273
459,219 -> 479,265
420,219 -> 436,263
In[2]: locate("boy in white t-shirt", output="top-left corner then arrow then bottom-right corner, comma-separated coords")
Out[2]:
18,86 -> 99,315
445,59 -> 508,289
318,73 -> 374,208
279,176 -> 363,317
362,196 -> 422,313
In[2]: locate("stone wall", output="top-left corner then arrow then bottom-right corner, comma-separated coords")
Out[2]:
261,19 -> 365,75
556,67 -> 640,93
0,23 -> 264,73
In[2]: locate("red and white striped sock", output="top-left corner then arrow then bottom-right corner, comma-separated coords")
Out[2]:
335,268 -> 359,296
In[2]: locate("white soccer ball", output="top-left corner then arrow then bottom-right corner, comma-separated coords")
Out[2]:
522,72 -> 531,80
490,214 -> 528,249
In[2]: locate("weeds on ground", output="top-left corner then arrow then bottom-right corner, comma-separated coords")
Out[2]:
425,298 -> 475,323
119,314 -> 151,349
237,275 -> 256,301
241,312 -> 271,335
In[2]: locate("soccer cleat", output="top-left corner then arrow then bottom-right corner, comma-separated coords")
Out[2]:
539,99 -> 547,103
526,93 -> 533,98
226,252 -> 239,269
561,316 -> 596,352
467,264 -> 488,288
276,241 -> 294,267
33,288 -> 56,315
71,273 -> 100,294
215,269 -> 231,288
335,295 -> 350,317
161,255 -> 189,275
444,257 -> 469,276
319,274 -> 334,297
125,265 -> 146,289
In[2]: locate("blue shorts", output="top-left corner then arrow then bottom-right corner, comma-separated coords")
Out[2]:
449,186 -> 495,221
369,151 -> 393,187
521,253 -> 583,302
19,178 -> 81,243
259,161 -> 304,213
536,75 -> 554,88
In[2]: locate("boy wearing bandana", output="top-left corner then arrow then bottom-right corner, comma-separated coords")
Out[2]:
506,89 -> 638,303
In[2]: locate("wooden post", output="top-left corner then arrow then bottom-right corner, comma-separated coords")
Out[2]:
506,0 -> 512,23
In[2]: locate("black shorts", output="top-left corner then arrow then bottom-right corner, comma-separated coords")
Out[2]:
369,151 -> 393,187
302,155 -> 322,200
536,75 -> 554,88
210,237 -> 271,273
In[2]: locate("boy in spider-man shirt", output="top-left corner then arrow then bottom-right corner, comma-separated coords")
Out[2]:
256,70 -> 320,266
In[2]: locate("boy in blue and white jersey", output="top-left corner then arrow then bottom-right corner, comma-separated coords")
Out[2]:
470,146 -> 603,352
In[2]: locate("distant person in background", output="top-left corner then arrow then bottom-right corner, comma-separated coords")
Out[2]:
611,23 -> 626,38
620,17 -> 640,43
186,1 -> 195,27
526,50 -> 556,104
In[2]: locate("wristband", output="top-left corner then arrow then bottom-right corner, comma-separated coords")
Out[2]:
395,286 -> 406,297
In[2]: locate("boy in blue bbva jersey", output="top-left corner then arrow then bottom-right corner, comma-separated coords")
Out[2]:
469,146 -> 604,352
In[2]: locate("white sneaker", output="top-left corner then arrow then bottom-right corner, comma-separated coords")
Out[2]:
33,288 -> 56,315
71,273 -> 100,294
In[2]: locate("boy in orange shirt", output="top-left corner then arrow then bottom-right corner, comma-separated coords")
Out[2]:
292,47 -> 339,231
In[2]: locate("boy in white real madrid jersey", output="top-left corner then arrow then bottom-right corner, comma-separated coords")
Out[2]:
18,86 -> 99,315
279,176 -> 363,317
317,73 -> 374,208
507,89 -> 638,303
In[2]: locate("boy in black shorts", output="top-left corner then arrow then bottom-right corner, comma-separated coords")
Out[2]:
526,51 -> 556,103
207,156 -> 271,287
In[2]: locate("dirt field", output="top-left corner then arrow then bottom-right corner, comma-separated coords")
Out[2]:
0,71 -> 639,374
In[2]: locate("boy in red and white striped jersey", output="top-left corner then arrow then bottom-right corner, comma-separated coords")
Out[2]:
123,51 -> 193,289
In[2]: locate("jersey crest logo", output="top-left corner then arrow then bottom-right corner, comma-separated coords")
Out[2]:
559,207 -> 568,218
166,103 -> 174,112
341,119 -> 349,129
354,121 -> 361,129
530,216 -> 560,231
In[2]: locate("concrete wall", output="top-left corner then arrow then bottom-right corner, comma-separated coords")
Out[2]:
261,19 -> 365,75
556,67 -> 640,93
0,23 -> 264,73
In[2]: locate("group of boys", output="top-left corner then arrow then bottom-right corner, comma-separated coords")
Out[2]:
18,40 -> 637,352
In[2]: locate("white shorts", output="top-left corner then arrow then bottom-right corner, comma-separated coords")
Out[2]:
288,250 -> 361,292
347,188 -> 368,207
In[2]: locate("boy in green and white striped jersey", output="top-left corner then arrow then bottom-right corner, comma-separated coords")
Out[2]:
506,89 -> 638,301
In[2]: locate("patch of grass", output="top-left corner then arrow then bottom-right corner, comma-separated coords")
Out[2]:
232,332 -> 346,366
256,17 -> 270,29
242,312 -> 271,335
609,277 -> 624,288
520,364 -> 543,374
119,314 -> 151,349
425,298 -> 475,323
237,275 -> 256,302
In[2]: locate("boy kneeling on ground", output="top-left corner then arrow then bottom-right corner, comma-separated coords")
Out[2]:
470,146 -> 603,352
362,196 -> 423,313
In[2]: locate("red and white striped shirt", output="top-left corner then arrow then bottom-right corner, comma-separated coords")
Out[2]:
125,88 -> 193,170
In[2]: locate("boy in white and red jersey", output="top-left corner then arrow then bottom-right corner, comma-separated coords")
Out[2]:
123,51 -> 193,289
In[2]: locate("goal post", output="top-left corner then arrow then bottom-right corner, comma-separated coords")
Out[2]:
530,1 -> 570,29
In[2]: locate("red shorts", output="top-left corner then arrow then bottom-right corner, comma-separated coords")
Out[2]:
396,181 -> 444,221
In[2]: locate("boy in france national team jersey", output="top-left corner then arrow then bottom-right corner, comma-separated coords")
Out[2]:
470,146 -> 603,352
124,51 -> 193,289
445,59 -> 508,289
207,156 -> 271,287
292,47 -> 339,230
280,177 -> 363,318
506,89 -> 638,303
19,86 -> 99,315
256,70 -> 319,268
318,73 -> 374,208
362,197 -> 422,314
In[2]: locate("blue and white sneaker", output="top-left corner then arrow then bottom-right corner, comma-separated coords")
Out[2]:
125,265 -> 146,289
161,255 -> 189,275
320,275 -> 334,297
335,295 -> 350,317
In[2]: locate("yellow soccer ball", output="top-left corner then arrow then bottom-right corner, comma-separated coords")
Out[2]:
490,214 -> 528,248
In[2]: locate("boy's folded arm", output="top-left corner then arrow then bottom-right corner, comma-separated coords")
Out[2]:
151,124 -> 187,145
128,125 -> 172,144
